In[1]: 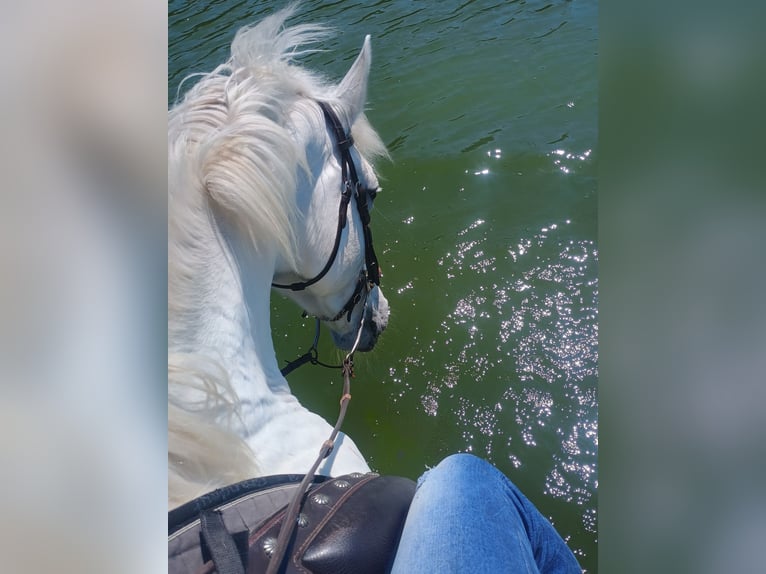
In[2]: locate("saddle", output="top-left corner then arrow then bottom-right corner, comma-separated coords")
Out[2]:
169,473 -> 416,574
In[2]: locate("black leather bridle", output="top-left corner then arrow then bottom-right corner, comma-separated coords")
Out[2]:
271,101 -> 381,322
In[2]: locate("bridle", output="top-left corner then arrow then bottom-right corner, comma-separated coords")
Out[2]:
271,100 -> 381,323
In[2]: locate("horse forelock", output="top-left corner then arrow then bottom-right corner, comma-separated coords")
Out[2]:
168,6 -> 335,263
350,113 -> 390,166
169,5 -> 389,264
230,4 -> 330,74
169,78 -> 300,273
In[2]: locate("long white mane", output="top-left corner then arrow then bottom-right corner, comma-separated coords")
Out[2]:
168,7 -> 386,508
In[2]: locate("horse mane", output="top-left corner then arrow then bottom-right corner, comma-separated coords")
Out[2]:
168,6 -> 387,508
168,357 -> 257,508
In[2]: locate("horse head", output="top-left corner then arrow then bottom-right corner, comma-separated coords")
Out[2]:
272,36 -> 390,352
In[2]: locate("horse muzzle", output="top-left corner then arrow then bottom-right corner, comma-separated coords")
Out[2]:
330,286 -> 389,352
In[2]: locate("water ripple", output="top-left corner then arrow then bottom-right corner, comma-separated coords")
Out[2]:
417,218 -> 598,533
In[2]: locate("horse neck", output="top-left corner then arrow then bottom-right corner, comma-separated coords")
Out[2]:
169,204 -> 290,429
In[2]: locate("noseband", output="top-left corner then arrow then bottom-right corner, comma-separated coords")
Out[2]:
271,101 -> 381,322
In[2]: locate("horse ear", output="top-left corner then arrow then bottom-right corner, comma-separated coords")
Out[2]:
336,35 -> 371,124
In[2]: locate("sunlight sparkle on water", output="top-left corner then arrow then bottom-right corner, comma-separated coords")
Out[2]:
458,219 -> 485,236
394,217 -> 596,541
550,148 -> 592,175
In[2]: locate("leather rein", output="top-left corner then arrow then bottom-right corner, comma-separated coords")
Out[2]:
265,289 -> 370,574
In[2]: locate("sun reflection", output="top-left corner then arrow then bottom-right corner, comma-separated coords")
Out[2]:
469,148 -> 503,176
395,217 -> 597,538
458,219 -> 485,235
549,148 -> 593,174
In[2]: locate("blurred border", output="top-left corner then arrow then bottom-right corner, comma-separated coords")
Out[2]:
601,0 -> 766,572
0,1 -> 167,572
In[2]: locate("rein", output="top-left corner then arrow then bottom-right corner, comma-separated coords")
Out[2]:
265,304 -> 368,574
279,318 -> 342,377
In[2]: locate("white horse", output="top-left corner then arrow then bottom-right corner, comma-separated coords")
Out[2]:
168,8 -> 389,509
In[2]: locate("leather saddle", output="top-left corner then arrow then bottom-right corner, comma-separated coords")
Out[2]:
169,472 -> 416,574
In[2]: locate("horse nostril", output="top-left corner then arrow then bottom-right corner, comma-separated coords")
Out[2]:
375,317 -> 387,334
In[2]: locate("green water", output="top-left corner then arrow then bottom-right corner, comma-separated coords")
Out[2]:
170,1 -> 597,570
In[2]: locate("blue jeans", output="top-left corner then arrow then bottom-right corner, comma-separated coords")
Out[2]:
390,454 -> 581,573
